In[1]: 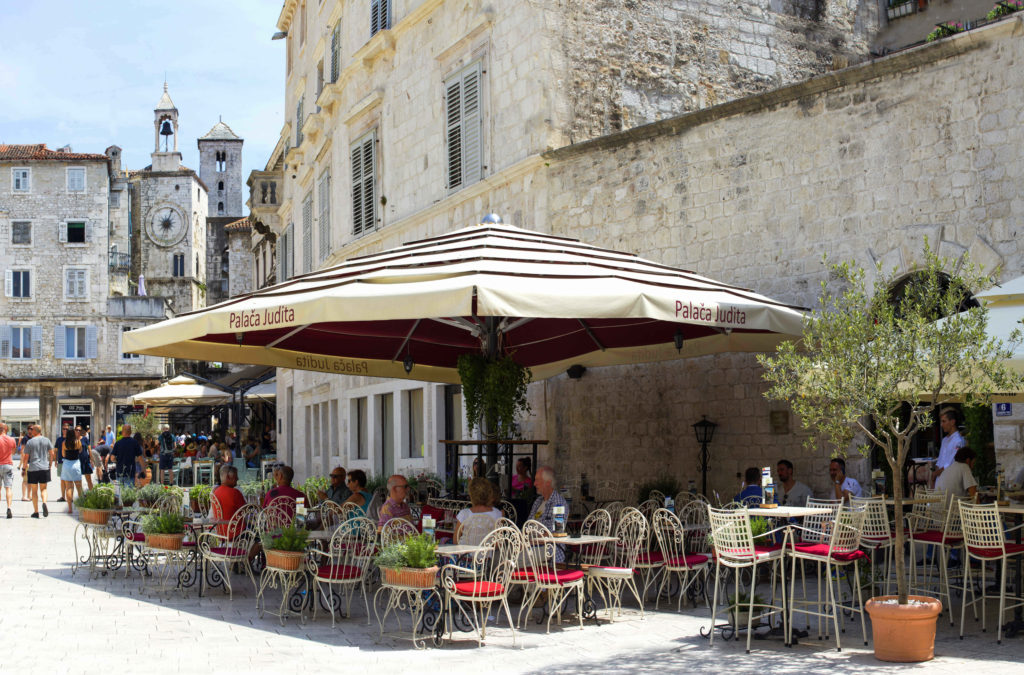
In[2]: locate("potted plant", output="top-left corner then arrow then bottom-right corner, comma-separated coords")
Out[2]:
142,511 -> 186,550
457,353 -> 532,438
137,483 -> 164,507
302,475 -> 329,507
75,485 -> 117,524
728,590 -> 765,628
374,532 -> 438,588
239,480 -> 264,505
759,245 -> 1024,662
261,524 -> 310,571
120,486 -> 137,508
189,483 -> 212,513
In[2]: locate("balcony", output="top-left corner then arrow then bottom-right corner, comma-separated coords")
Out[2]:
107,296 -> 169,319
109,251 -> 130,272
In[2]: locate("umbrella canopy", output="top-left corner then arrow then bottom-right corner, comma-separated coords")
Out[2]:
124,224 -> 807,383
131,375 -> 232,407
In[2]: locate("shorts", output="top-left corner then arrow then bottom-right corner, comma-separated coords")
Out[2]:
159,454 -> 174,470
0,465 -> 13,488
27,469 -> 49,485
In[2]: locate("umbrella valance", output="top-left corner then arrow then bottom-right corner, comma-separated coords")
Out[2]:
131,375 -> 232,407
124,224 -> 807,383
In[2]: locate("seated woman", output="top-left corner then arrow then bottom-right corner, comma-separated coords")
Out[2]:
342,469 -> 373,517
454,477 -> 503,545
511,457 -> 533,497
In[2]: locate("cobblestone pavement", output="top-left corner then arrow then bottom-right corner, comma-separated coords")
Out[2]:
3,470 -> 1024,674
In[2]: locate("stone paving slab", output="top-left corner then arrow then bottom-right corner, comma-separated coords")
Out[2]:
3,471 -> 1024,673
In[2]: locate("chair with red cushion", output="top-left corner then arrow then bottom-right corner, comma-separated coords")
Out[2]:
587,507 -> 648,621
579,508 -> 612,565
198,500 -> 258,599
907,493 -> 963,625
851,496 -> 894,598
310,516 -> 376,627
441,525 -> 523,646
786,505 -> 868,651
521,519 -> 585,633
707,505 -> 789,654
959,501 -> 1024,643
653,508 -> 709,612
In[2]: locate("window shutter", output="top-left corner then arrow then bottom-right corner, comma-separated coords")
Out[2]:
318,171 -> 330,261
59,222 -> 68,243
4,270 -> 11,297
85,220 -> 92,242
302,193 -> 313,274
371,0 -> 388,35
330,21 -> 341,82
24,270 -> 30,298
351,144 -> 364,235
276,235 -> 284,281
86,325 -> 98,359
445,78 -> 462,190
461,65 -> 482,187
54,326 -> 66,359
82,269 -> 90,298
31,325 -> 41,360
296,97 -> 304,147
0,326 -> 10,359
357,136 -> 376,233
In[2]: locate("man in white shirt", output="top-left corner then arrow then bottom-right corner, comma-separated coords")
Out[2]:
777,459 -> 814,507
829,457 -> 863,500
935,446 -> 978,502
932,408 -> 965,486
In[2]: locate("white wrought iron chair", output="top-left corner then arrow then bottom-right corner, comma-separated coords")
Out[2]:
520,519 -> 585,633
908,494 -> 963,624
653,507 -> 710,611
441,525 -> 523,646
959,501 -> 1024,643
851,496 -> 895,598
199,498 -> 258,599
587,507 -> 648,621
311,516 -> 376,626
380,517 -> 419,548
456,513 -> 500,546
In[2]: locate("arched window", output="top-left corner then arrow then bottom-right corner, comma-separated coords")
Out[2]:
217,202 -> 224,215
218,181 -> 224,192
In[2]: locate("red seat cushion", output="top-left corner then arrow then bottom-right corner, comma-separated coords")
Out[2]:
792,543 -> 867,562
535,569 -> 585,585
910,530 -> 962,545
665,553 -> 709,568
317,564 -> 363,580
210,546 -> 248,557
128,533 -> 146,542
453,581 -> 504,597
510,568 -> 534,581
636,551 -> 664,565
755,543 -> 782,553
967,543 -> 1024,559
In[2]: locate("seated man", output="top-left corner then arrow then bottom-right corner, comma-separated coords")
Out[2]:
242,438 -> 260,468
733,467 -> 763,505
377,474 -> 414,528
263,465 -> 304,510
777,459 -> 814,507
319,466 -> 351,505
213,465 -> 247,539
528,466 -> 568,562
935,446 -> 978,503
829,457 -> 863,500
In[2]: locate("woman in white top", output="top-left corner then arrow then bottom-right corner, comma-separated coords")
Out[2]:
455,477 -> 502,545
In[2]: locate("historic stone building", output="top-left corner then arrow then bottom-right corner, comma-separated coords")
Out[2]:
199,120 -> 249,306
0,143 -> 166,437
262,1 -> 1024,496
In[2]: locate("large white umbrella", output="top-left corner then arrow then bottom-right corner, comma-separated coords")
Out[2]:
131,375 -> 232,407
124,224 -> 807,383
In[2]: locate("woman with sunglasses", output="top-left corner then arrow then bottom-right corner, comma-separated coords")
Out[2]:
343,469 -> 372,517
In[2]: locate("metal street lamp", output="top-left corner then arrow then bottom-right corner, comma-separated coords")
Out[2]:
692,415 -> 718,498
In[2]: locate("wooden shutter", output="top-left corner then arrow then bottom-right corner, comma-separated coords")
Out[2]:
59,222 -> 68,243
54,326 -> 66,359
371,0 -> 389,35
31,325 -> 41,360
4,270 -> 11,297
86,325 -> 98,359
351,134 -> 376,235
302,193 -> 313,273
446,64 -> 482,190
318,171 -> 330,261
351,144 -> 364,235
0,326 -> 10,359
445,78 -> 462,190
330,21 -> 341,82
85,220 -> 92,242
296,97 -> 304,146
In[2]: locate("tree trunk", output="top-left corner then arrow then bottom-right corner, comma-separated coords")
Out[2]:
893,465 -> 908,604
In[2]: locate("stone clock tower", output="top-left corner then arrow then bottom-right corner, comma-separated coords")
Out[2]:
129,84 -> 209,315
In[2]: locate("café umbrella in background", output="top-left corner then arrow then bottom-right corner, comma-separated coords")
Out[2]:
130,375 -> 232,407
123,221 -> 807,383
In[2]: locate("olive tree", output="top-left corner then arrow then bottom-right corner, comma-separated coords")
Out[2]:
757,246 -> 1023,604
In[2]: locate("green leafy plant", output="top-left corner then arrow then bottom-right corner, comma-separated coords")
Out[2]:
373,533 -> 438,569
729,590 -> 764,606
124,412 -> 159,442
239,481 -> 264,500
457,353 -> 532,438
749,516 -> 770,545
119,486 -> 137,507
758,244 -> 1024,605
261,524 -> 309,552
75,486 -> 117,510
141,511 -> 185,535
365,473 -> 388,494
964,403 -> 996,486
987,0 -> 1022,19
926,21 -> 965,41
302,475 -> 329,504
189,483 -> 212,510
637,478 -> 683,504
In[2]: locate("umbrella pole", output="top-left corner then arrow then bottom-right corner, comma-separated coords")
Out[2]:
483,318 -> 499,471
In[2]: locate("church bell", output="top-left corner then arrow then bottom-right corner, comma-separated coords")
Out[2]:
159,120 -> 173,136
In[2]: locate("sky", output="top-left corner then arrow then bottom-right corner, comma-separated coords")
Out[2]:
0,0 -> 285,182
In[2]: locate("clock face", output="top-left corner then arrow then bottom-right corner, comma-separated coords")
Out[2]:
147,206 -> 186,246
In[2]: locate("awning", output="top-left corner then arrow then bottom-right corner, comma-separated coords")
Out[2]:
2,398 -> 40,421
131,375 -> 232,407
245,381 -> 276,401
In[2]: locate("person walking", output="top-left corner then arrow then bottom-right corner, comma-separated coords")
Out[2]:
54,422 -> 69,502
60,427 -> 86,513
158,424 -> 175,485
19,428 -> 30,502
78,427 -> 94,490
20,425 -> 51,518
0,423 -> 16,518
112,424 -> 143,487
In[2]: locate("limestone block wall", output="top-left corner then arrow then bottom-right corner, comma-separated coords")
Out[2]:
227,228 -> 254,298
539,21 -> 1024,497
199,139 -> 244,217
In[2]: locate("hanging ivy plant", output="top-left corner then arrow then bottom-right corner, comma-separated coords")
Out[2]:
457,353 -> 532,438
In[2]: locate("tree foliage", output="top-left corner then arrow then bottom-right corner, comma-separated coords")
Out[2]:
757,244 -> 1023,604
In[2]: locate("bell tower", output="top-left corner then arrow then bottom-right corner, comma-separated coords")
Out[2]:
152,82 -> 182,172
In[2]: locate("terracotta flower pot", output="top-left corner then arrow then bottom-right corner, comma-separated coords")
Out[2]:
866,595 -> 942,662
266,549 -> 306,571
79,508 -> 114,525
382,565 -> 438,589
147,532 -> 185,551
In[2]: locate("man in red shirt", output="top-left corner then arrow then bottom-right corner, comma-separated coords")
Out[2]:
262,465 -> 304,517
0,423 -> 16,518
212,465 -> 247,540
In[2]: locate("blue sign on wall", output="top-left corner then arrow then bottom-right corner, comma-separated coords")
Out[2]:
996,403 -> 1012,417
